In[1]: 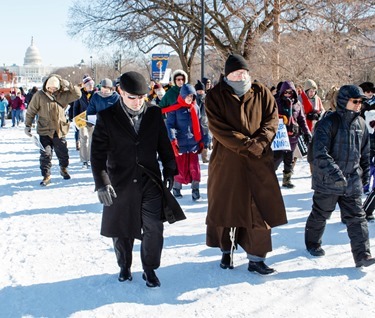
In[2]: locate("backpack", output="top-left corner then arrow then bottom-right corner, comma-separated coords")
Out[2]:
307,111 -> 366,163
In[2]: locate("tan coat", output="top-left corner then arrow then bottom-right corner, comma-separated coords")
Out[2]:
26,74 -> 81,138
205,79 -> 287,252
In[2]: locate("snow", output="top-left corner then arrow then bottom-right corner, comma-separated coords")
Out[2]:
1,124 -> 374,318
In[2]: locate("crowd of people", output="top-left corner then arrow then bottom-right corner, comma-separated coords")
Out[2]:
2,53 -> 374,287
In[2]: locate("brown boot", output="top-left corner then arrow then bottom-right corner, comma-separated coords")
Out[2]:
282,172 -> 295,188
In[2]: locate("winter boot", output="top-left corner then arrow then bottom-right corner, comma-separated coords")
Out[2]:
248,261 -> 275,275
60,167 -> 71,180
192,188 -> 200,201
220,253 -> 234,269
40,175 -> 51,186
201,148 -> 209,163
282,172 -> 295,188
142,269 -> 161,288
118,266 -> 132,282
173,188 -> 183,198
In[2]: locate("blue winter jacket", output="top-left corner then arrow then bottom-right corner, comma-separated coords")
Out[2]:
87,91 -> 119,115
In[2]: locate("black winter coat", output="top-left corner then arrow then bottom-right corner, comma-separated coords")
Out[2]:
91,101 -> 185,239
311,107 -> 370,196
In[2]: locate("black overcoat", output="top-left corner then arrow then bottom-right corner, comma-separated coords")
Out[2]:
91,101 -> 185,239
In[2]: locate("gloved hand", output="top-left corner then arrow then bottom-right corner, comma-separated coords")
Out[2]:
97,185 -> 117,206
306,112 -> 315,121
24,126 -> 32,137
303,133 -> 312,145
163,175 -> 174,191
312,112 -> 321,120
171,139 -> 179,157
279,115 -> 288,125
247,139 -> 263,157
61,79 -> 70,90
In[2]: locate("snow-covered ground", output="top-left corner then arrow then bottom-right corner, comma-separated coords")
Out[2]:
1,123 -> 374,318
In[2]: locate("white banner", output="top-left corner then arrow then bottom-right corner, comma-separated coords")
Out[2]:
271,119 -> 291,151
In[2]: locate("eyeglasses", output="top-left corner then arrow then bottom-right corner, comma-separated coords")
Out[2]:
351,99 -> 363,105
175,77 -> 185,82
284,90 -> 293,95
230,70 -> 249,77
125,92 -> 146,100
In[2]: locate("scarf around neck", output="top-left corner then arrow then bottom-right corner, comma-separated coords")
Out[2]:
162,95 -> 202,142
224,76 -> 252,97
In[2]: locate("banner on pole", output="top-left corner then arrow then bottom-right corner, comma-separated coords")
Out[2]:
151,54 -> 170,80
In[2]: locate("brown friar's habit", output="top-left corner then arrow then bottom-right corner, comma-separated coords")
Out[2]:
205,78 -> 287,256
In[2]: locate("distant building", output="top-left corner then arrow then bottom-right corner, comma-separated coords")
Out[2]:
4,37 -> 56,89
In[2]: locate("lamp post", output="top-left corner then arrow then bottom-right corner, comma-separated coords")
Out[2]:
347,45 -> 356,82
201,0 -> 205,82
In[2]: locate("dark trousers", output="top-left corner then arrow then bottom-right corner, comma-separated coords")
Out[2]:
39,133 -> 69,177
305,191 -> 371,263
113,177 -> 164,271
273,141 -> 297,173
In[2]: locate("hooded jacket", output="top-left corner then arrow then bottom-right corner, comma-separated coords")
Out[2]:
159,69 -> 188,108
311,86 -> 370,196
25,74 -> 82,138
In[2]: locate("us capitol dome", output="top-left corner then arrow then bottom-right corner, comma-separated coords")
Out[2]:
24,37 -> 43,66
5,37 -> 55,88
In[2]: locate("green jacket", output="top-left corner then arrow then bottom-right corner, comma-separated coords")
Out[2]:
159,85 -> 181,108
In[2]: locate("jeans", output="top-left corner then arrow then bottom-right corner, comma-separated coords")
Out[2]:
0,111 -> 5,127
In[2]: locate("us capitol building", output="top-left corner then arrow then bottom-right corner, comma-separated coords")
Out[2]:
5,37 -> 56,88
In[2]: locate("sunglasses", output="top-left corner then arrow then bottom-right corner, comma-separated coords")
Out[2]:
351,99 -> 363,105
284,90 -> 293,95
125,92 -> 145,100
175,77 -> 185,82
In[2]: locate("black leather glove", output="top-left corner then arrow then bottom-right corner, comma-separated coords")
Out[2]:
303,133 -> 312,145
97,185 -> 117,206
313,112 -> 321,120
163,175 -> 174,191
306,112 -> 315,120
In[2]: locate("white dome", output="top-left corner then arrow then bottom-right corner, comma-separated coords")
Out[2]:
23,37 -> 43,66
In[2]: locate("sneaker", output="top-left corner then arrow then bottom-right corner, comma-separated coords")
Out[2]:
173,188 -> 183,198
248,261 -> 275,275
40,176 -> 51,186
142,269 -> 161,288
60,167 -> 71,180
307,246 -> 325,257
118,266 -> 132,282
220,253 -> 234,269
192,188 -> 200,201
355,255 -> 375,268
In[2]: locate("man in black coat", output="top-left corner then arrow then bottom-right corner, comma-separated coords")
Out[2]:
305,84 -> 375,268
90,71 -> 185,287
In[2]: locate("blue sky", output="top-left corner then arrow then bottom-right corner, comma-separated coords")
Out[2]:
2,1 -> 93,67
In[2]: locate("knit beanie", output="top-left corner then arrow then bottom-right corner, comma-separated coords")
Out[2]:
304,79 -> 318,91
194,80 -> 205,91
100,78 -> 113,88
224,54 -> 249,77
119,71 -> 148,95
83,75 -> 94,85
46,76 -> 60,89
180,84 -> 196,99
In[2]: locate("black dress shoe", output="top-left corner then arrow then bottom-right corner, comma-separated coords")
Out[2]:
118,267 -> 132,282
142,270 -> 161,287
248,261 -> 275,275
220,253 -> 234,269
